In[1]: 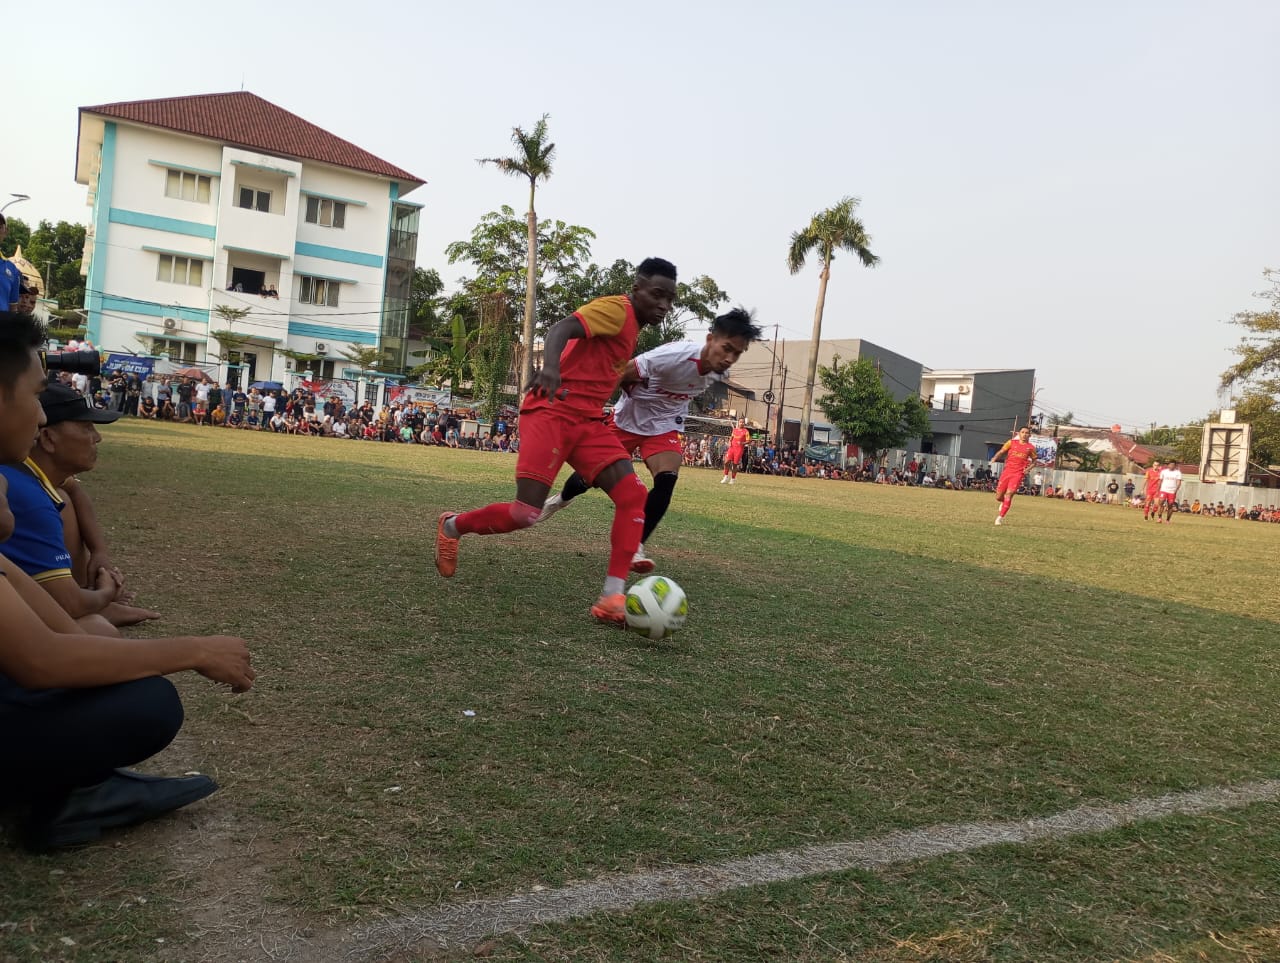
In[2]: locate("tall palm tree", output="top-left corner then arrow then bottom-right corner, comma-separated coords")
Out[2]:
479,114 -> 555,395
786,196 -> 879,448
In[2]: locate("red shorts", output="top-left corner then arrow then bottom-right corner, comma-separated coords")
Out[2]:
724,447 -> 745,466
516,408 -> 631,487
1145,488 -> 1160,499
1158,490 -> 1177,504
996,471 -> 1024,496
606,415 -> 682,461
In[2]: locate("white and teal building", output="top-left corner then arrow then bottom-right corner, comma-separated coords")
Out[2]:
75,91 -> 424,385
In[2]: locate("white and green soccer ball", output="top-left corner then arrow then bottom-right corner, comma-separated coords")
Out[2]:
624,575 -> 688,641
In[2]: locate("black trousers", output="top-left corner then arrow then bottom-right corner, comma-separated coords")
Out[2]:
0,676 -> 184,804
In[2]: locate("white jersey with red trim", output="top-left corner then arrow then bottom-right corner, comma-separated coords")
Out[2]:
613,340 -> 722,436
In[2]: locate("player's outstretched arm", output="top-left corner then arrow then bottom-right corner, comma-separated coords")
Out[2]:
0,578 -> 254,692
529,316 -> 586,400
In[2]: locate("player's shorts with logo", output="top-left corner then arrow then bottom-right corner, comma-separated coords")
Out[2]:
1158,490 -> 1177,504
996,471 -> 1025,496
605,414 -> 682,461
516,408 -> 630,487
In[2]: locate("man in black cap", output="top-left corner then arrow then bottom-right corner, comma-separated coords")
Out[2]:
0,383 -> 158,629
0,310 -> 254,850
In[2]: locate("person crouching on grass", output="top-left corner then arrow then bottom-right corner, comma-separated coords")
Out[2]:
0,311 -> 255,851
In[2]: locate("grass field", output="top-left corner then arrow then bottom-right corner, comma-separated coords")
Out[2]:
1,420 -> 1277,962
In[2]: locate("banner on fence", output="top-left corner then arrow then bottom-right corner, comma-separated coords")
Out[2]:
103,353 -> 155,378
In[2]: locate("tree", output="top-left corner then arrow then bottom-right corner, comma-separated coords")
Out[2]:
445,206 -> 595,330
787,197 -> 879,446
407,267 -> 446,345
1221,268 -> 1280,395
816,356 -> 930,456
1055,436 -> 1104,472
480,114 -> 556,396
340,344 -> 384,376
2,218 -> 87,308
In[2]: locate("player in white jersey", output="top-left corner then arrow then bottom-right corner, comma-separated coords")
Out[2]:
1156,463 -> 1183,523
538,308 -> 764,571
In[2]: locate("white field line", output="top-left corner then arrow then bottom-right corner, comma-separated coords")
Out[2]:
346,779 -> 1280,959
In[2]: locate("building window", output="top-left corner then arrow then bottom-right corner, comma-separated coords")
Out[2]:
165,169 -> 211,203
152,338 -> 197,362
943,393 -> 960,411
297,275 -> 340,307
305,196 -> 346,228
157,254 -> 204,287
237,187 -> 271,213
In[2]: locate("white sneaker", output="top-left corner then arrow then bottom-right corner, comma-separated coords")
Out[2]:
537,494 -> 568,523
720,475 -> 729,484
630,545 -> 655,574
729,477 -> 736,484
994,515 -> 1002,526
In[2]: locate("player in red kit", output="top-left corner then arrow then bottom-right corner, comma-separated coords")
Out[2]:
434,258 -> 677,625
536,308 -> 764,572
991,425 -> 1038,526
1142,459 -> 1163,521
721,418 -> 751,484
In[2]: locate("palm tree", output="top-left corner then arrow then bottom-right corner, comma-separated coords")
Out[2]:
786,197 -> 879,448
479,114 -> 555,395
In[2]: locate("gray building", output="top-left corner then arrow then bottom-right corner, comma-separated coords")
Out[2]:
725,337 -> 1034,459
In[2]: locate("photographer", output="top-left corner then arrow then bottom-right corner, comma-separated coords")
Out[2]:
0,313 -> 254,851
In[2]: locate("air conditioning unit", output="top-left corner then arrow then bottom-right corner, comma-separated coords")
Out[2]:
163,318 -> 179,332
957,385 -> 971,394
315,342 -> 328,354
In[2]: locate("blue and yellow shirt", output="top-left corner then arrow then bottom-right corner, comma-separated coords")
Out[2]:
0,459 -> 72,583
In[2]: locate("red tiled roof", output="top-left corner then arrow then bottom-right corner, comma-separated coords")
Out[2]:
81,91 -> 423,185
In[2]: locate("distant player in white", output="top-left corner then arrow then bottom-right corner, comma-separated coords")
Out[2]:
538,308 -> 764,571
1156,462 -> 1183,524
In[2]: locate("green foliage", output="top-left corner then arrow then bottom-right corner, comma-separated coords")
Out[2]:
408,267 -> 446,344
1220,267 -> 1280,395
478,113 -> 556,195
2,218 -> 88,308
1135,425 -> 1183,446
445,206 -> 595,331
340,344 -> 384,374
1172,421 -> 1207,465
816,356 -> 931,454
786,196 -> 879,277
213,305 -> 251,324
1056,437 -> 1104,472
0,216 -> 31,254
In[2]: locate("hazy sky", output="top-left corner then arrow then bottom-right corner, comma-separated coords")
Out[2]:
8,0 -> 1278,429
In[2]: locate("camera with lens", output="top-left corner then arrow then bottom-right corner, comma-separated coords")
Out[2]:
39,349 -> 101,378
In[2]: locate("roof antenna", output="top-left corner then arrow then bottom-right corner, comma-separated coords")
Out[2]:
241,74 -> 245,91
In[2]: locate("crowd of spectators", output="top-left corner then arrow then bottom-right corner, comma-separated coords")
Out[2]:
84,369 -> 524,450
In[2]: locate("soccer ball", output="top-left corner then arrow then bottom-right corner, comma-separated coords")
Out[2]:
624,575 -> 688,641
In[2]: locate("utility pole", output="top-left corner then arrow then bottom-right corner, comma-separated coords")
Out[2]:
776,363 -> 787,447
764,324 -> 779,444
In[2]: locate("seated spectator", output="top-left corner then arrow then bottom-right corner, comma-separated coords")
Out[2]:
210,404 -> 226,427
333,417 -> 349,439
158,399 -> 176,422
0,385 -> 161,634
1191,499 -> 1202,514
0,311 -> 255,851
268,412 -> 287,433
139,396 -> 156,419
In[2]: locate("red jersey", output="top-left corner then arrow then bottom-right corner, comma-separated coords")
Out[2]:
1144,467 -> 1161,494
523,296 -> 638,418
727,427 -> 750,452
1002,439 -> 1036,476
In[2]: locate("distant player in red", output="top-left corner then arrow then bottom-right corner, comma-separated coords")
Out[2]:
721,418 -> 751,484
434,258 -> 677,625
992,426 -> 1038,526
1142,459 -> 1163,521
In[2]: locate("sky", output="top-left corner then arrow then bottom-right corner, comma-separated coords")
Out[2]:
7,0 -> 1278,431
